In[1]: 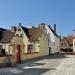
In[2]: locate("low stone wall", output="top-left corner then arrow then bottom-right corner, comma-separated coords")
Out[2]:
22,51 -> 49,62
0,55 -> 16,67
0,55 -> 16,64
0,51 -> 49,65
0,56 -> 6,64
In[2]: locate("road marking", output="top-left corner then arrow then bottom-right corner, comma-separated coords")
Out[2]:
10,68 -> 23,74
22,65 -> 43,69
22,66 -> 32,69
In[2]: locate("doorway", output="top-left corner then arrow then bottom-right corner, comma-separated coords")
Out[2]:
49,47 -> 51,55
16,44 -> 21,64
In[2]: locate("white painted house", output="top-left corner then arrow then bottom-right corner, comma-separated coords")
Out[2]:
39,23 -> 60,54
73,37 -> 75,52
73,29 -> 75,52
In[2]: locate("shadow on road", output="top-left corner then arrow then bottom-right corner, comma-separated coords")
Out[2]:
18,68 -> 56,75
26,62 -> 45,67
46,53 -> 69,59
0,53 -> 69,68
22,53 -> 68,64
16,53 -> 68,68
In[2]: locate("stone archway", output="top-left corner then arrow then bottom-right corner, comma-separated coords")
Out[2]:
11,36 -> 23,64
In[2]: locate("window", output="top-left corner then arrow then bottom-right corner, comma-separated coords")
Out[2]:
18,28 -> 21,32
61,43 -> 63,46
15,34 -> 19,36
28,45 -> 33,50
27,45 -> 33,53
69,44 -> 72,47
65,43 -> 67,46
0,49 -> 6,55
0,45 -> 2,49
20,34 -> 23,37
38,46 -> 40,47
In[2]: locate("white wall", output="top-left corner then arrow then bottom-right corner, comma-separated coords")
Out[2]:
15,26 -> 35,53
45,25 -> 60,53
73,38 -> 75,52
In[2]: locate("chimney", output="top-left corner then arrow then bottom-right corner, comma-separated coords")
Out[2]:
0,30 -> 3,41
48,24 -> 51,28
11,26 -> 17,32
54,24 -> 56,33
59,35 -> 61,40
39,23 -> 45,29
19,23 -> 21,26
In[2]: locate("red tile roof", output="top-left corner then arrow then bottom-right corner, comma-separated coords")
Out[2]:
64,36 -> 73,45
0,28 -> 14,43
29,28 -> 43,42
60,35 -> 73,49
21,26 -> 44,42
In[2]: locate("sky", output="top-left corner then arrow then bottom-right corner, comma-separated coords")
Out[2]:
0,0 -> 75,37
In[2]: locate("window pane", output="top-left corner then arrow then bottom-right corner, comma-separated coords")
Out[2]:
27,45 -> 33,53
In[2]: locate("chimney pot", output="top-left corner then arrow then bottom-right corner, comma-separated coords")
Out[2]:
48,24 -> 51,28
54,24 -> 56,33
19,23 -> 21,26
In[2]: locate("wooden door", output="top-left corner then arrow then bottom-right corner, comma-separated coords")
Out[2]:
16,44 -> 21,64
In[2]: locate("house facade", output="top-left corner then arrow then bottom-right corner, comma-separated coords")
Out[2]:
73,37 -> 75,52
10,24 -> 49,64
60,35 -> 73,52
0,23 -> 60,64
0,28 -> 14,55
39,23 -> 60,54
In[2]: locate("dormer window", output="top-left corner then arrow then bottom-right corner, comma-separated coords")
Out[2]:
18,28 -> 21,32
20,34 -> 23,37
16,34 -> 19,36
61,43 -> 63,46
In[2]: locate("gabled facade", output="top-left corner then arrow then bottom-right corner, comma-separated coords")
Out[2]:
73,37 -> 75,52
39,23 -> 60,54
0,23 -> 60,64
0,28 -> 14,55
60,35 -> 73,52
11,24 -> 49,63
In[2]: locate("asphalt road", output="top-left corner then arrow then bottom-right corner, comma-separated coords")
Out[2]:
0,53 -> 74,75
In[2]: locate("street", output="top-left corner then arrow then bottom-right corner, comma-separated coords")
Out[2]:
0,53 -> 75,75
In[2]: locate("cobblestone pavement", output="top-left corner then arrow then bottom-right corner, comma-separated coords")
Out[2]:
0,53 -> 75,75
